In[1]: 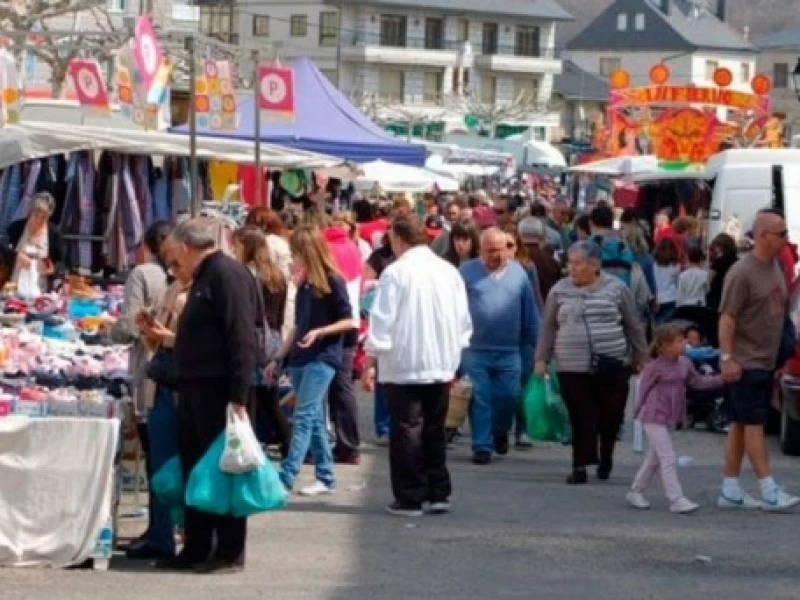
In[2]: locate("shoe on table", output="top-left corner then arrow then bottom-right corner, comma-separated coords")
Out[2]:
426,500 -> 451,515
298,480 -> 336,497
670,498 -> 700,514
472,451 -> 492,465
626,491 -> 650,510
494,433 -> 510,456
194,557 -> 244,575
566,469 -> 588,485
717,491 -> 762,510
761,488 -> 800,513
386,502 -> 423,518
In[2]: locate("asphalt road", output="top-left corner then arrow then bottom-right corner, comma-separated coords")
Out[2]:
4,396 -> 800,600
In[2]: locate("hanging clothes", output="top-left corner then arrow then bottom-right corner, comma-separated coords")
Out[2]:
238,164 -> 268,207
208,160 -> 239,201
12,160 -> 42,223
152,168 -> 170,222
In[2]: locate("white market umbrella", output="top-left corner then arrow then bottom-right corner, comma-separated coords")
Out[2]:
353,159 -> 459,193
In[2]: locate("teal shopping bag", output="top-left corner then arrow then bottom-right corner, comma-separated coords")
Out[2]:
185,434 -> 233,516
230,458 -> 288,518
151,456 -> 184,508
524,376 -> 557,442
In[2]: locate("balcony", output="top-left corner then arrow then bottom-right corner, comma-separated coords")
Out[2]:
474,45 -> 561,74
342,32 -> 471,68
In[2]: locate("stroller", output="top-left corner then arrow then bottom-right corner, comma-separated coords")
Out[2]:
672,306 -> 728,432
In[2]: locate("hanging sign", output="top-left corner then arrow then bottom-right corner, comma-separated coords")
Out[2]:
117,41 -> 167,130
0,49 -> 22,126
146,59 -> 173,106
134,15 -> 163,100
68,59 -> 110,116
194,59 -> 237,130
258,65 -> 295,121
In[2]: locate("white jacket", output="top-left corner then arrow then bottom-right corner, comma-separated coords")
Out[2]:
366,245 -> 472,384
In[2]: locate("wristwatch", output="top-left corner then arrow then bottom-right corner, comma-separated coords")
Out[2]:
721,353 -> 733,363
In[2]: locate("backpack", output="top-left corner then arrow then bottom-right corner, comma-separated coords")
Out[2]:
592,234 -> 634,288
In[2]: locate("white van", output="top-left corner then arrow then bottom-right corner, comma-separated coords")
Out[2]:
706,149 -> 800,242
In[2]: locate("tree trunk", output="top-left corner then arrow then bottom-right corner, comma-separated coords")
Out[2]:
50,61 -> 69,99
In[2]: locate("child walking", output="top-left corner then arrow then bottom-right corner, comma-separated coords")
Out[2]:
676,247 -> 709,307
626,323 -> 723,514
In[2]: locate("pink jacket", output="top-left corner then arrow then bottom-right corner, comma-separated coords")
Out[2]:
634,356 -> 723,426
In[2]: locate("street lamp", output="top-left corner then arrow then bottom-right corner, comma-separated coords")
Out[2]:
792,58 -> 800,101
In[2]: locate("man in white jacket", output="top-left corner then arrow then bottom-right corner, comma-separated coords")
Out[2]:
364,214 -> 473,518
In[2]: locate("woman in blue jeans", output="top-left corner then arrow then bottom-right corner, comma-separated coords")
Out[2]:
275,224 -> 355,497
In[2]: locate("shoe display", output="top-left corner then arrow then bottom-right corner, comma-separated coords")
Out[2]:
472,451 -> 492,465
298,480 -> 335,497
385,502 -> 423,518
625,491 -> 650,510
670,498 -> 700,514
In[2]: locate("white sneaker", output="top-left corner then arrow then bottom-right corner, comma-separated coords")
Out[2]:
298,481 -> 335,497
386,503 -> 423,518
761,489 -> 800,512
670,498 -> 700,514
626,491 -> 650,510
717,491 -> 762,510
426,501 -> 451,514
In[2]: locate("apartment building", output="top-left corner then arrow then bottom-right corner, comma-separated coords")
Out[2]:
755,27 -> 800,140
236,0 -> 573,140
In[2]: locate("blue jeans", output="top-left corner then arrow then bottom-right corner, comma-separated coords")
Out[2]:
280,362 -> 336,490
374,383 -> 391,437
463,349 -> 522,453
146,386 -> 179,555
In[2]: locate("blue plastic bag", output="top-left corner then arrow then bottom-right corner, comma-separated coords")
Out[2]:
151,455 -> 184,508
230,458 -> 288,517
185,434 -> 233,516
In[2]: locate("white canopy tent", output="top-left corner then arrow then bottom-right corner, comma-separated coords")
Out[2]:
0,121 -> 345,171
567,155 -> 660,176
425,154 -> 500,180
353,159 -> 460,193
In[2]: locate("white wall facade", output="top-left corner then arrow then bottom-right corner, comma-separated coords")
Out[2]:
757,49 -> 800,139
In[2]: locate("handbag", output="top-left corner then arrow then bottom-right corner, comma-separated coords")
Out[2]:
146,347 -> 178,390
581,313 -> 625,379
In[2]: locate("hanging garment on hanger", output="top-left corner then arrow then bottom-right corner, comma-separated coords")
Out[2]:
1,164 -> 22,236
61,153 -> 81,268
171,158 -> 191,217
77,153 -> 96,269
0,169 -> 9,237
13,160 -> 42,223
132,156 -> 153,230
208,160 -> 239,201
118,156 -> 143,269
152,168 -> 170,222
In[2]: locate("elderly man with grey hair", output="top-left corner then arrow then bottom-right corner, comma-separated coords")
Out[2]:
535,241 -> 647,485
158,217 -> 262,574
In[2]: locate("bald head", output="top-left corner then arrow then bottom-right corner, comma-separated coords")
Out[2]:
480,227 -> 509,272
753,210 -> 787,260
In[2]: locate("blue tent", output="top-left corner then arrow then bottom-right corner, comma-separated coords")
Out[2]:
171,57 -> 426,166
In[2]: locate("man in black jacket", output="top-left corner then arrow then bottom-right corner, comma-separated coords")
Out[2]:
158,217 -> 259,574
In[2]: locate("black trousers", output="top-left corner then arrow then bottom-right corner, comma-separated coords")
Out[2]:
178,379 -> 247,564
386,383 -> 451,508
328,345 -> 361,459
557,371 -> 629,469
249,385 -> 291,457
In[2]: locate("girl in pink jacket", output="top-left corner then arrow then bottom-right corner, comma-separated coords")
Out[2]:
626,323 -> 723,514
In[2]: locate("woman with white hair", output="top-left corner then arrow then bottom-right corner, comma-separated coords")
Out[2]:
535,241 -> 648,485
8,192 -> 61,293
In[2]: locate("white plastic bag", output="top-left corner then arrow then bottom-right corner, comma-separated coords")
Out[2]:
17,263 -> 40,299
219,404 -> 265,474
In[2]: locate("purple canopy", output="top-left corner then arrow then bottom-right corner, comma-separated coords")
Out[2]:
171,57 -> 426,166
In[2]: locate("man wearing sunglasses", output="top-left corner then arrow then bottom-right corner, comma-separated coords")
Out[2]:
718,209 -> 800,512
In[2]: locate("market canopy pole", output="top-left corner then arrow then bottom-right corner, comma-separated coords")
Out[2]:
186,35 -> 198,216
252,49 -> 262,207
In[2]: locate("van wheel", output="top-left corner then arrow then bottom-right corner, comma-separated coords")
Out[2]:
780,401 -> 800,456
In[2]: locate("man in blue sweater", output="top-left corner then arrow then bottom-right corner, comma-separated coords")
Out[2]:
460,228 -> 539,465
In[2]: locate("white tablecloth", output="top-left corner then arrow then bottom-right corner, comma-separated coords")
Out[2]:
0,416 -> 119,567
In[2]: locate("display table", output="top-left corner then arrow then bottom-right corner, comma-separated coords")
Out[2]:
0,416 -> 119,568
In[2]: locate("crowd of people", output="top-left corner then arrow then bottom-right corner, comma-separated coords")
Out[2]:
113,187 -> 800,574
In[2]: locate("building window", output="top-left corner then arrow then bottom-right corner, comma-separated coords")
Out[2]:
598,57 -> 621,77
290,15 -> 307,37
513,77 -> 538,104
482,23 -> 498,55
515,26 -> 540,57
774,62 -> 789,88
705,60 -> 719,80
252,15 -> 269,37
319,11 -> 339,47
378,70 -> 404,102
635,13 -> 645,30
380,15 -> 407,47
480,75 -> 496,104
740,62 -> 751,83
423,72 -> 442,104
455,19 -> 469,43
107,0 -> 127,12
425,18 -> 444,50
617,13 -> 628,31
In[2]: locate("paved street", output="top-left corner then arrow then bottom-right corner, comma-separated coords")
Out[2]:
5,395 -> 800,600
